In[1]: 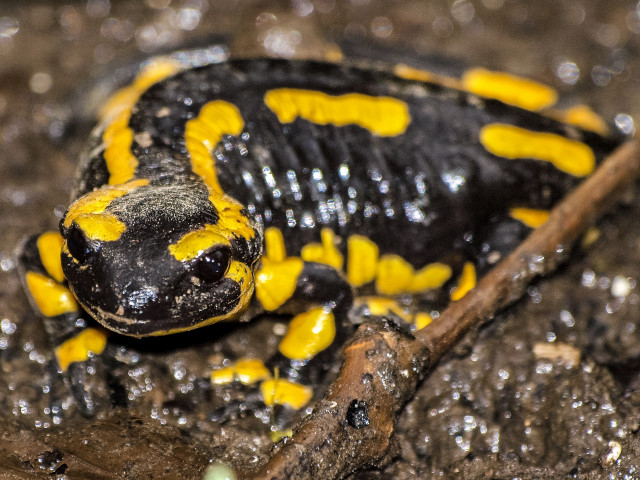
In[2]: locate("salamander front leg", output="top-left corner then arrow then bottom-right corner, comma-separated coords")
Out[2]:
17,232 -> 109,417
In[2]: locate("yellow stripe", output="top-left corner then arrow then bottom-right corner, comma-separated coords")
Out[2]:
264,227 -> 287,262
480,123 -> 595,177
260,378 -> 313,410
300,228 -> 344,270
346,235 -> 379,287
100,59 -> 182,185
264,88 -> 411,137
462,68 -> 558,111
25,271 -> 79,317
553,105 -> 609,136
278,307 -> 336,361
210,358 -> 270,385
509,207 -> 550,228
37,231 -> 65,283
450,262 -> 476,301
54,327 -> 108,372
185,101 -> 245,193
393,63 -> 463,90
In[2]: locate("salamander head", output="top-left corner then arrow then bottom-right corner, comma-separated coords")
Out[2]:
59,179 -> 262,337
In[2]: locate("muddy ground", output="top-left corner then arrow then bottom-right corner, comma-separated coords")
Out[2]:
1,1 -> 640,478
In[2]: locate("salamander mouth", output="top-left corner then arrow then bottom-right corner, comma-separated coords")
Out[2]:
73,277 -> 246,338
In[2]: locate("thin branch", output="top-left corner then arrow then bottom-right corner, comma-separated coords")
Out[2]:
248,140 -> 640,480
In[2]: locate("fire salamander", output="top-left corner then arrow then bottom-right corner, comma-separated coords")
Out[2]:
17,54 -> 622,422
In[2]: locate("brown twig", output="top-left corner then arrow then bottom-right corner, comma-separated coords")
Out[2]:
248,140 -> 640,480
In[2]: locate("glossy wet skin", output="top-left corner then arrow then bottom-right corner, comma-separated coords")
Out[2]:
60,181 -> 262,336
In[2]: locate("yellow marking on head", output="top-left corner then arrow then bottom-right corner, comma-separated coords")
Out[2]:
264,88 -> 411,137
354,296 -> 410,322
264,227 -> 287,262
300,228 -> 344,270
279,307 -> 336,361
554,105 -> 609,136
37,231 -> 65,283
63,179 -> 149,230
393,64 -> 463,90
255,257 -> 304,311
25,271 -> 79,317
375,254 -> 414,295
450,262 -> 476,301
414,312 -> 433,330
260,378 -> 313,410
73,213 -> 126,242
462,68 -> 558,111
100,59 -> 182,185
210,358 -> 270,385
347,235 -> 379,287
169,194 -> 256,263
509,207 -> 550,229
185,100 -> 245,193
409,262 -> 452,291
168,226 -> 229,262
54,327 -> 108,372
480,123 -> 595,177
208,192 -> 257,243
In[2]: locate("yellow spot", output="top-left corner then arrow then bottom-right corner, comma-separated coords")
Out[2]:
462,68 -> 558,111
37,231 -> 65,283
264,227 -> 287,262
63,179 -> 149,230
324,45 -> 344,63
414,312 -> 433,330
300,228 -> 344,270
264,88 -> 411,137
73,213 -> 126,242
185,100 -> 245,193
409,262 -> 452,291
376,254 -> 414,295
100,59 -> 182,185
260,378 -> 313,410
450,262 -> 476,301
25,271 -> 78,317
393,63 -> 463,90
376,256 -> 452,295
555,105 -> 609,136
255,257 -> 304,311
210,358 -> 270,385
581,226 -> 601,249
346,235 -> 379,287
279,307 -> 336,361
168,226 -> 229,262
509,207 -> 550,229
480,123 -> 595,177
54,328 -> 108,372
354,296 -> 410,322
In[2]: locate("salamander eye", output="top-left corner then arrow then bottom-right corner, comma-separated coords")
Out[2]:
195,247 -> 231,284
66,224 -> 96,264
